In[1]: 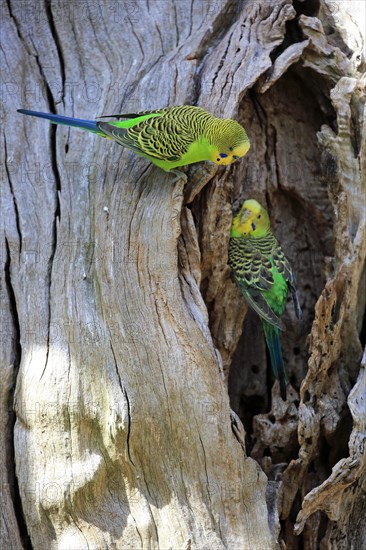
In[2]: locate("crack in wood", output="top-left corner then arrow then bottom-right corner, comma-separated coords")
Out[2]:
3,239 -> 31,548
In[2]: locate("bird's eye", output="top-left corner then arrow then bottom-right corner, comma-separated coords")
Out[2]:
233,155 -> 239,160
229,146 -> 233,151
257,214 -> 261,219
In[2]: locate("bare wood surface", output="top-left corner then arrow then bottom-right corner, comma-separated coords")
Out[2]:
1,1 -> 365,549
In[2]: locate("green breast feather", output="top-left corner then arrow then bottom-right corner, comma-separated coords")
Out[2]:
262,260 -> 288,317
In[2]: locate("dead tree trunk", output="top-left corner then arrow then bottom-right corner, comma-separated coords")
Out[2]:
1,1 -> 365,548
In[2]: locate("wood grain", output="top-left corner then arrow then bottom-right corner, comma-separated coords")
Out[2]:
1,0 -> 365,548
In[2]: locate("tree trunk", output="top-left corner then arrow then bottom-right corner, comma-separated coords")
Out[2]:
1,1 -> 364,548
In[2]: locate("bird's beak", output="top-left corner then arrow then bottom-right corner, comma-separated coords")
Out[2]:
240,208 -> 252,224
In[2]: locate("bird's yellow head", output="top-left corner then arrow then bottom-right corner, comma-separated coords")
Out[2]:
230,199 -> 270,238
210,119 -> 250,166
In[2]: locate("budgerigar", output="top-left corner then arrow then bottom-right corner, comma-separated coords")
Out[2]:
17,106 -> 250,179
228,199 -> 302,400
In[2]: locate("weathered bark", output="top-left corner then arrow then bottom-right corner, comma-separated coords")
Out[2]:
1,1 -> 365,549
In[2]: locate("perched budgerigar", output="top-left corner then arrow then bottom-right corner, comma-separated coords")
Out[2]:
17,106 -> 250,178
228,199 -> 302,400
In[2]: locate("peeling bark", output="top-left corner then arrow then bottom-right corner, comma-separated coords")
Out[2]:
1,1 -> 365,549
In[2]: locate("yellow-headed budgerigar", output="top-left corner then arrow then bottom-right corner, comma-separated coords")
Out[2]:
17,106 -> 250,179
228,199 -> 302,400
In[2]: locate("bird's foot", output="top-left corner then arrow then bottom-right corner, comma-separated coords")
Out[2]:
169,169 -> 188,185
183,164 -> 217,203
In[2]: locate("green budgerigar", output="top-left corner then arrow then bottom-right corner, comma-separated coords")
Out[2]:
17,106 -> 250,177
228,199 -> 302,400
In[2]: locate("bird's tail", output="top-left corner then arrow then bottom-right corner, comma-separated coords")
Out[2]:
17,109 -> 102,135
263,321 -> 288,400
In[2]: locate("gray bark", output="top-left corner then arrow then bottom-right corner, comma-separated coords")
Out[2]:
1,1 -> 365,549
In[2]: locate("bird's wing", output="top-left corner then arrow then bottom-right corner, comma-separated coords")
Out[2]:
233,244 -> 276,293
236,280 -> 286,330
272,244 -> 303,320
97,112 -> 194,162
229,240 -> 285,330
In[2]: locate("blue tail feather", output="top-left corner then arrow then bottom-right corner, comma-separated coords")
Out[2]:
17,109 -> 99,133
263,321 -> 288,400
